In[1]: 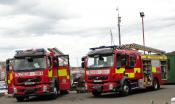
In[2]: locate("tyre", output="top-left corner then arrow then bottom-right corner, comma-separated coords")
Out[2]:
121,82 -> 130,96
152,79 -> 160,90
16,96 -> 25,102
60,90 -> 68,95
52,87 -> 58,99
92,91 -> 101,97
76,90 -> 80,93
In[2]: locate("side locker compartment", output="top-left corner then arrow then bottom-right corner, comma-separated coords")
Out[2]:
143,60 -> 152,86
160,61 -> 168,80
160,60 -> 168,84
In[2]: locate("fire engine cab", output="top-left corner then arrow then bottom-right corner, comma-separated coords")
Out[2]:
82,43 -> 168,96
6,48 -> 71,101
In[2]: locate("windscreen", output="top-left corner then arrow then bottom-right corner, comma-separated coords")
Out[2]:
14,56 -> 46,71
87,54 -> 114,69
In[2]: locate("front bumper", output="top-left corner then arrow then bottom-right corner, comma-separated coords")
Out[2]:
14,84 -> 53,97
87,82 -> 119,93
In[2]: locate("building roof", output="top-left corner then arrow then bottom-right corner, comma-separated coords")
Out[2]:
166,51 -> 175,55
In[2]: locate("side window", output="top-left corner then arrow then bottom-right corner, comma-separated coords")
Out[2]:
58,55 -> 69,67
6,59 -> 14,71
116,53 -> 130,68
116,54 -> 122,68
47,56 -> 52,68
125,55 -> 129,66
130,55 -> 136,67
121,54 -> 127,67
53,56 -> 58,68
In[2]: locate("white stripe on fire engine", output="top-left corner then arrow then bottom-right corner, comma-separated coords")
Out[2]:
86,70 -> 110,75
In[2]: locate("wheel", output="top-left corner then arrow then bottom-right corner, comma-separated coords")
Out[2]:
16,96 -> 25,102
92,91 -> 101,97
60,90 -> 68,95
121,82 -> 130,96
152,79 -> 160,90
52,87 -> 58,99
77,90 -> 79,93
54,87 -> 58,94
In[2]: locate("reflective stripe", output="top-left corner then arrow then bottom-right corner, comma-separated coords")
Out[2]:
134,68 -> 141,73
8,71 -> 13,84
10,71 -> 13,80
8,80 -> 11,84
67,75 -> 70,79
141,55 -> 146,59
48,69 -> 53,77
115,68 -> 140,78
115,68 -> 125,74
58,69 -> 67,76
142,55 -> 167,60
126,73 -> 135,78
152,67 -> 156,73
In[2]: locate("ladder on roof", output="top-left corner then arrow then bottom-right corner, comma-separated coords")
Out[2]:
47,48 -> 68,63
120,43 -> 165,54
47,48 -> 64,55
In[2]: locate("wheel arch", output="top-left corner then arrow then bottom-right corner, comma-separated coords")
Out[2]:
120,76 -> 131,86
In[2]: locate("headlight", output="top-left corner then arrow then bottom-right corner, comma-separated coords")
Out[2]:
109,83 -> 113,90
14,87 -> 17,94
85,83 -> 88,90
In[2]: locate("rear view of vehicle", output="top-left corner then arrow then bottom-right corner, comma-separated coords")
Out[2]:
6,48 -> 71,101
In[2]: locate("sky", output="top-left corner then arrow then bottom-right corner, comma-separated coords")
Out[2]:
0,0 -> 175,66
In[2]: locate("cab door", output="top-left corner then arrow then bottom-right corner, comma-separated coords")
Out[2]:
125,54 -> 136,79
6,59 -> 14,94
57,55 -> 71,91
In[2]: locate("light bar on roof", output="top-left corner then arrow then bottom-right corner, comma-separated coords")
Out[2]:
90,45 -> 119,50
15,48 -> 46,57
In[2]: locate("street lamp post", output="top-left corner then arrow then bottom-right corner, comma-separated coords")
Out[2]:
140,12 -> 145,47
117,9 -> 121,46
118,16 -> 121,46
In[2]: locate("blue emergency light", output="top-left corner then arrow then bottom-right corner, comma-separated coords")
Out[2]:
15,48 -> 45,55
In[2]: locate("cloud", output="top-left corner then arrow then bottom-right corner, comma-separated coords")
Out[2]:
0,0 -> 175,66
0,0 -> 18,5
0,0 -> 81,37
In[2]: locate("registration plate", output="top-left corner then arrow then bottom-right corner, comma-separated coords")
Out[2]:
93,80 -> 102,82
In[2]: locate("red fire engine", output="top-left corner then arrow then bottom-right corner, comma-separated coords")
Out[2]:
6,48 -> 71,101
82,43 -> 168,96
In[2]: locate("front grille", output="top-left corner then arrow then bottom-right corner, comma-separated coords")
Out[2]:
88,76 -> 108,80
18,88 -> 41,93
92,82 -> 105,84
17,77 -> 42,83
18,89 -> 25,92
